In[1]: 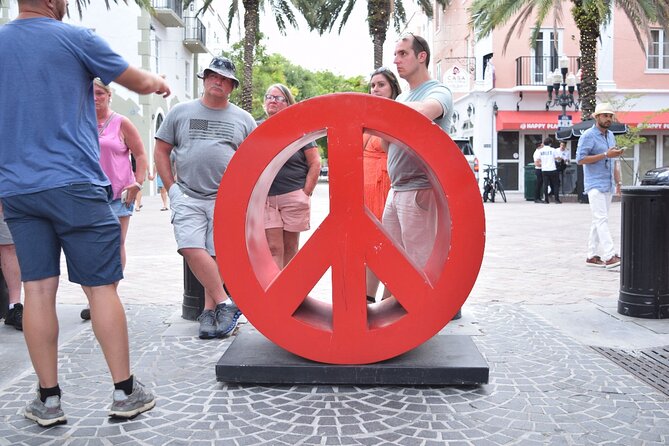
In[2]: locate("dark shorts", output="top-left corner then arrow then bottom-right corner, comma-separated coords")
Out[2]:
2,183 -> 123,286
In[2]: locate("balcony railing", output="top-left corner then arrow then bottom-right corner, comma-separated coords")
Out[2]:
152,0 -> 183,27
183,17 -> 207,53
515,56 -> 580,87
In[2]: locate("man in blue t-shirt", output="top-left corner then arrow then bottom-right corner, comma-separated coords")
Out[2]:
576,103 -> 624,269
0,0 -> 170,428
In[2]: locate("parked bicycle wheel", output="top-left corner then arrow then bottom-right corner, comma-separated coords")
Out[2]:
496,179 -> 507,203
482,184 -> 491,202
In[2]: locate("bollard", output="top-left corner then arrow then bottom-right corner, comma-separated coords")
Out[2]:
0,268 -> 7,320
182,259 -> 204,321
618,186 -> 669,318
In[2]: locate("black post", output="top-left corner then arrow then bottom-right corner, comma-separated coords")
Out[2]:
618,186 -> 669,318
182,259 -> 204,321
0,267 -> 8,320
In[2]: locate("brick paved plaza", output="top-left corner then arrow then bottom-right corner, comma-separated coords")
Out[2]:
1,184 -> 668,445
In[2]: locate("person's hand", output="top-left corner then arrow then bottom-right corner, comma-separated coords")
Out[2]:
606,147 -> 624,158
155,74 -> 171,98
615,183 -> 622,196
122,182 -> 142,209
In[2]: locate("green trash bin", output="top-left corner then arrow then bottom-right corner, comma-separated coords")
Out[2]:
524,163 -> 536,201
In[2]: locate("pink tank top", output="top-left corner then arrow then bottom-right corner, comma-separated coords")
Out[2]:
98,113 -> 135,200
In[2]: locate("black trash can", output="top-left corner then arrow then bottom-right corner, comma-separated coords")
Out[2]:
0,268 -> 8,320
618,186 -> 669,318
182,259 -> 204,321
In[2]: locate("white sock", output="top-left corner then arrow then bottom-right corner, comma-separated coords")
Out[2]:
8,303 -> 15,310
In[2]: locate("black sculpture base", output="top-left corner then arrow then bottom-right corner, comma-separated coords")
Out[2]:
216,330 -> 489,385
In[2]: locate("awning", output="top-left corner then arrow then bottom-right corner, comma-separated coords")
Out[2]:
616,111 -> 669,129
496,110 -> 669,132
496,111 -> 582,131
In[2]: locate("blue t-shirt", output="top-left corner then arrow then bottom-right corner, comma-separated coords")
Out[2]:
0,18 -> 129,197
387,80 -> 453,191
575,125 -> 616,193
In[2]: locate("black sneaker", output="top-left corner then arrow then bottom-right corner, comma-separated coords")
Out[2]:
214,302 -> 241,338
197,310 -> 217,339
5,303 -> 23,331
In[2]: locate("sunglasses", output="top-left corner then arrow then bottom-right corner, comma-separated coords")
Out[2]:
211,58 -> 235,71
405,32 -> 428,55
372,66 -> 392,76
264,94 -> 287,103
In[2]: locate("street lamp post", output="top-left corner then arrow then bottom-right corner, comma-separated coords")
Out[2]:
545,56 -> 581,128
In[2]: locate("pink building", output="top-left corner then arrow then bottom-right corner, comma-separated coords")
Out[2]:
411,1 -> 669,192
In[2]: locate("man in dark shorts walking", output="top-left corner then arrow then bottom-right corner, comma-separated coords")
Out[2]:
0,0 -> 170,427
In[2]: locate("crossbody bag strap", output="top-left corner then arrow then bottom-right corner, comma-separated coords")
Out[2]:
98,112 -> 115,137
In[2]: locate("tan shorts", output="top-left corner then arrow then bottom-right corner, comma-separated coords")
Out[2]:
264,189 -> 311,232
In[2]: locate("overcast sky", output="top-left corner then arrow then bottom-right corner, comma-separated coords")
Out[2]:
258,2 -> 404,79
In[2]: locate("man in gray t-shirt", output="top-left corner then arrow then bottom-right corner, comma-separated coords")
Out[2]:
383,34 -> 452,271
155,57 -> 257,340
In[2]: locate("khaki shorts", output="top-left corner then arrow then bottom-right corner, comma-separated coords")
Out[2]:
382,188 -> 441,269
264,189 -> 311,232
0,209 -> 13,245
168,185 -> 216,256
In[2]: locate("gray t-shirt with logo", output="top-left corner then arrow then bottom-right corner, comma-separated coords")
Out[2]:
387,80 -> 452,191
156,99 -> 257,199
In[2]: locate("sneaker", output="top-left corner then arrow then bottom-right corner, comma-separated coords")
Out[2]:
80,307 -> 91,321
585,256 -> 606,267
24,393 -> 67,427
605,255 -> 621,269
5,303 -> 23,330
214,301 -> 242,338
197,309 -> 217,339
109,379 -> 155,420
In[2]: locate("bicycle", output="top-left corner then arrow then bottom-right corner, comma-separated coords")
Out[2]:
482,164 -> 507,203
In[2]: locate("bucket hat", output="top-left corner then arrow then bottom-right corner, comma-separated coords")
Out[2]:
197,57 -> 239,89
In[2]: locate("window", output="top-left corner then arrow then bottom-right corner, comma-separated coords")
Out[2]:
531,29 -> 562,84
153,36 -> 161,74
185,60 -> 191,96
647,29 -> 669,70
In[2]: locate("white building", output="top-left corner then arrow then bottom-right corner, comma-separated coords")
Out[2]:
408,1 -> 669,193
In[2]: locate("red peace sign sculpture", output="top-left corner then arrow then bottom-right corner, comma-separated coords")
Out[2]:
214,93 -> 485,364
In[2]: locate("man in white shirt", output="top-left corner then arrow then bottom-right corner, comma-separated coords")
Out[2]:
539,138 -> 562,203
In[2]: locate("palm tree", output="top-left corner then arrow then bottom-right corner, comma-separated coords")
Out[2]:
298,0 -> 448,69
469,0 -> 669,119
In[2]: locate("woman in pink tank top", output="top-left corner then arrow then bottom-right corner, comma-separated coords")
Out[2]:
81,79 -> 147,320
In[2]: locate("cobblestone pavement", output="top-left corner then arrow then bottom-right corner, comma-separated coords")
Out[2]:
1,184 -> 668,444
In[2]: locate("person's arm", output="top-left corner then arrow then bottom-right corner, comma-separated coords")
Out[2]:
402,98 -> 445,121
614,159 -> 623,195
154,139 -> 176,191
148,163 -> 156,181
119,116 -> 147,207
578,147 -> 624,165
302,146 -> 321,196
114,66 -> 171,97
